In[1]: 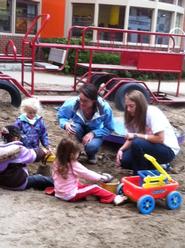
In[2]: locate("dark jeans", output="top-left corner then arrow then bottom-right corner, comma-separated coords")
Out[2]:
120,138 -> 175,175
26,174 -> 54,190
74,123 -> 103,159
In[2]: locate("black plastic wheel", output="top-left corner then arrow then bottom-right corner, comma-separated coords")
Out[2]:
0,79 -> 22,107
114,82 -> 150,111
90,73 -> 114,89
89,73 -> 103,87
90,73 -> 118,101
116,183 -> 124,195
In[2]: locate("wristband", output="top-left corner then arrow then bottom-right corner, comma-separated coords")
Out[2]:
145,134 -> 148,140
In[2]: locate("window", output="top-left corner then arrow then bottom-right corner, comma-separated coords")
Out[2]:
98,5 -> 125,41
159,0 -> 174,3
16,1 -> 38,34
72,3 -> 94,37
176,13 -> 182,28
157,10 -> 172,33
0,0 -> 12,32
156,10 -> 172,44
128,7 -> 152,43
177,0 -> 183,6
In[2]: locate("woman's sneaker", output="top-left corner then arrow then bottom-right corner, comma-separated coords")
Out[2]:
113,195 -> 128,206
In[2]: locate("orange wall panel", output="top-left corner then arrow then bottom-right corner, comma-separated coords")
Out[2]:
41,0 -> 65,38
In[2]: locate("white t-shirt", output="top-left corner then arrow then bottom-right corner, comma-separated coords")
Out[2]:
146,105 -> 180,155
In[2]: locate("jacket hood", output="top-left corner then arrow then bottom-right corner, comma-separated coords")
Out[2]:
18,114 -> 41,123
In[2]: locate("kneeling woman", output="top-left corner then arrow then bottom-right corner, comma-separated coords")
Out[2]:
116,90 -> 180,175
0,125 -> 53,190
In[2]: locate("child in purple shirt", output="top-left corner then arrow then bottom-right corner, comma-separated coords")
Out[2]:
0,125 -> 53,190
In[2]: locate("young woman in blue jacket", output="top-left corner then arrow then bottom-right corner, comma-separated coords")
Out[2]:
57,84 -> 114,164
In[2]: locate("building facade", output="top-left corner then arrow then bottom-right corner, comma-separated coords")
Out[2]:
0,0 -> 41,54
64,0 -> 185,40
0,0 -> 185,54
0,0 -> 65,55
0,0 -> 41,35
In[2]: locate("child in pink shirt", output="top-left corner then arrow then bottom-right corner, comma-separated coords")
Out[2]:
52,138 -> 127,205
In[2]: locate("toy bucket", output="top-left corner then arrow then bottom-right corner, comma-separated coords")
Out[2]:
43,153 -> 56,165
100,180 -> 119,194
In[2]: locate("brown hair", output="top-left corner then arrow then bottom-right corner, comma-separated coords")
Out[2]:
79,83 -> 98,101
55,138 -> 81,179
1,125 -> 21,143
124,90 -> 148,133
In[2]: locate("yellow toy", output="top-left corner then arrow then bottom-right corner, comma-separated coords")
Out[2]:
43,153 -> 56,165
139,154 -> 172,189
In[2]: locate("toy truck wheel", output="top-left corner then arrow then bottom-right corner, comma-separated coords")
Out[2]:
166,191 -> 182,210
116,183 -> 124,195
137,195 -> 155,214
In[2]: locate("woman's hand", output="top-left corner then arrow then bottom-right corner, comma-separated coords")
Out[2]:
116,139 -> 131,167
65,122 -> 76,135
82,132 -> 94,145
116,149 -> 123,167
126,132 -> 135,140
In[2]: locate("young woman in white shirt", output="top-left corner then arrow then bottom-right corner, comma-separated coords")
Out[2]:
116,90 -> 180,175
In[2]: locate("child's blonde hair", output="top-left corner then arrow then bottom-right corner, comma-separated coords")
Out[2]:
20,97 -> 43,115
56,138 -> 81,179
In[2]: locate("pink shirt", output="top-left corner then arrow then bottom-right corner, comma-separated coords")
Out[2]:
52,160 -> 102,200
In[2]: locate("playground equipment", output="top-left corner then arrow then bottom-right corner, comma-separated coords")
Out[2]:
118,154 -> 183,214
1,14 -> 185,108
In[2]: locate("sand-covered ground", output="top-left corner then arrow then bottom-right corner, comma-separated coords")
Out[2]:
0,92 -> 185,248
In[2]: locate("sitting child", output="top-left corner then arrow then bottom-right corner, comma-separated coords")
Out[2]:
14,97 -> 50,151
52,138 -> 127,205
0,125 -> 53,190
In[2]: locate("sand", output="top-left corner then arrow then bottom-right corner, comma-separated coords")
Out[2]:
0,96 -> 185,248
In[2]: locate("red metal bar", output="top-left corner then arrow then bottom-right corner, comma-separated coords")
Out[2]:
1,15 -> 185,105
74,49 -> 79,91
21,14 -> 51,93
4,40 -> 17,59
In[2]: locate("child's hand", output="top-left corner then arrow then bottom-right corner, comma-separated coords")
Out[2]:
46,147 -> 52,155
100,173 -> 114,183
42,147 -> 52,155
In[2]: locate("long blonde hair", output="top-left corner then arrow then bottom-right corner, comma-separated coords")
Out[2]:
55,138 -> 81,179
124,90 -> 148,133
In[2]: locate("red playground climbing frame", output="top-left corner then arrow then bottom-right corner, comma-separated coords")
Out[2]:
0,14 -> 185,106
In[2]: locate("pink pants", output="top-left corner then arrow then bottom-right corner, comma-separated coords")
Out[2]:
69,183 -> 116,204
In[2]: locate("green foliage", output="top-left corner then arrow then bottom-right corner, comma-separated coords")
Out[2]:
93,53 -> 120,64
40,38 -> 120,74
